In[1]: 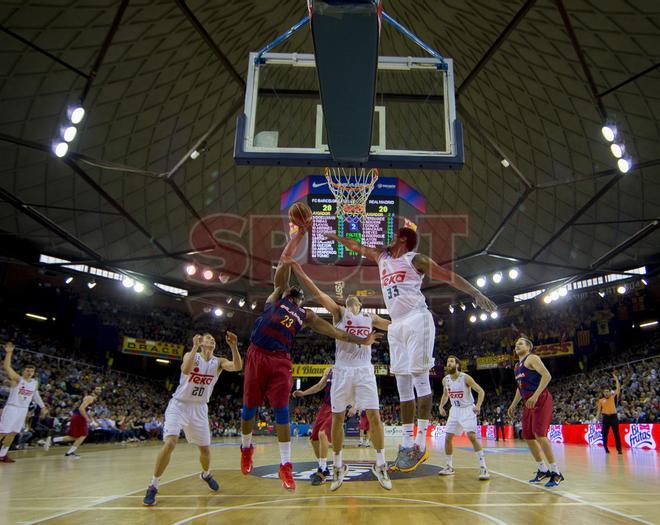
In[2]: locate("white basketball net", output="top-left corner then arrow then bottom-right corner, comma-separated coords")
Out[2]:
324,167 -> 379,223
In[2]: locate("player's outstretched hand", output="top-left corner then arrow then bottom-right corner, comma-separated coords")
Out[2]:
364,332 -> 383,346
4,341 -> 14,353
439,407 -> 446,417
192,334 -> 203,349
475,292 -> 497,313
292,390 -> 304,398
225,331 -> 238,348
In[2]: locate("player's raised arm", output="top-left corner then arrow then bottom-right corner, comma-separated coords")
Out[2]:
371,313 -> 391,331
325,233 -> 382,263
304,309 -> 382,346
2,342 -> 20,384
219,331 -> 243,372
293,366 -> 331,398
612,371 -> 621,399
181,334 -> 202,375
464,374 -> 485,414
412,253 -> 497,312
287,258 -> 342,320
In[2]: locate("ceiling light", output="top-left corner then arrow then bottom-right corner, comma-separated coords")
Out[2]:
238,298 -> 246,307
598,291 -> 606,298
558,287 -> 568,297
501,159 -> 510,167
476,277 -> 486,288
65,277 -> 73,284
156,359 -> 170,365
617,285 -> 626,295
213,307 -> 223,317
190,150 -> 200,160
122,276 -> 135,288
543,295 -> 552,304
63,126 -> 77,142
87,280 -> 96,289
226,297 -> 233,304
185,264 -> 197,276
508,268 -> 519,280
492,272 -> 503,284
68,106 -> 85,124
641,279 -> 648,286
469,315 -> 477,323
26,313 -> 48,321
610,143 -> 624,158
551,291 -> 559,301
460,303 -> 466,311
202,269 -> 214,280
491,311 -> 499,319
53,142 -> 68,158
617,158 -> 631,173
479,313 -> 488,321
251,301 -> 257,310
601,125 -> 616,142
639,320 -> 658,328
133,282 -> 145,293
448,305 -> 454,314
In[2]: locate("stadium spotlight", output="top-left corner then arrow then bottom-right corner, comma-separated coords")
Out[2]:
492,272 -> 503,284
185,264 -> 197,276
491,311 -> 499,319
53,141 -> 69,158
238,298 -> 246,307
610,143 -> 624,158
65,276 -> 74,284
68,105 -> 85,124
202,269 -> 214,280
250,301 -> 257,310
551,290 -> 559,301
133,282 -> 145,293
559,287 -> 568,297
501,159 -> 510,167
476,276 -> 486,288
469,315 -> 477,323
543,295 -> 552,304
448,305 -> 454,314
508,268 -> 519,280
617,285 -> 626,295
598,290 -> 606,298
190,150 -> 200,160
601,124 -> 616,142
460,303 -> 466,311
617,158 -> 631,173
62,126 -> 77,142
213,307 -> 223,317
642,278 -> 648,286
226,297 -> 233,304
479,312 -> 488,321
87,280 -> 96,289
122,276 -> 135,288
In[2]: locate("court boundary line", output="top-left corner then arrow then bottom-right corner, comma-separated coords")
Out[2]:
490,469 -> 654,525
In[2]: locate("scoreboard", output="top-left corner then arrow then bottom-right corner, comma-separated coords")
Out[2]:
281,175 -> 426,266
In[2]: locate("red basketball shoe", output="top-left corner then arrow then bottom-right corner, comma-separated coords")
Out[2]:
278,462 -> 296,491
240,445 -> 254,475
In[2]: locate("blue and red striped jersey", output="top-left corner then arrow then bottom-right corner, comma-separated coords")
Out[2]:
250,298 -> 307,353
322,369 -> 333,406
514,355 -> 543,399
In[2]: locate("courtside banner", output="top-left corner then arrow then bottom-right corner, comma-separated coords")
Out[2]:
534,341 -> 574,358
547,423 -> 658,450
292,364 -> 332,376
121,337 -> 184,360
476,355 -> 511,370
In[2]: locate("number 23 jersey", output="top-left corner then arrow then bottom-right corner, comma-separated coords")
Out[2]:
378,250 -> 427,321
172,353 -> 220,403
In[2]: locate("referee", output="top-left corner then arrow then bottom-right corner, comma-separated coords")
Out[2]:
596,371 -> 622,455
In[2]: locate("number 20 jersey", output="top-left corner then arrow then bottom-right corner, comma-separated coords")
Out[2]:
172,353 -> 220,403
378,250 -> 428,321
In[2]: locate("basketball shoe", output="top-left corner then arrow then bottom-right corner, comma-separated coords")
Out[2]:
279,462 -> 296,491
240,444 -> 254,475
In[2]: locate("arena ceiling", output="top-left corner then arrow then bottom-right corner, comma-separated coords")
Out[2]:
0,0 -> 658,307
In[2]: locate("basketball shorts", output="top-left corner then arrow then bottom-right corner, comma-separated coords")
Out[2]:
163,398 -> 211,446
311,403 -> 333,441
330,365 -> 379,413
521,389 -> 553,440
68,412 -> 89,438
359,412 -> 370,432
0,405 -> 28,434
243,345 -> 293,410
445,406 -> 478,435
388,309 -> 435,375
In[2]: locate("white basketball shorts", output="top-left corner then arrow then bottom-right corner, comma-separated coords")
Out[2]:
330,365 -> 380,413
163,398 -> 211,446
446,406 -> 478,435
388,309 -> 435,375
0,405 -> 29,434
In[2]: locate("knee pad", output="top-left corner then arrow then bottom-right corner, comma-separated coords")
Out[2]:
395,374 -> 415,403
273,407 -> 290,425
412,372 -> 432,398
241,405 -> 257,421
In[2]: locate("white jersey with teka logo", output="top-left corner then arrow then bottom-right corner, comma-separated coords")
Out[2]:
6,378 -> 40,408
172,353 -> 220,404
335,310 -> 373,367
444,373 -> 475,408
378,251 -> 428,321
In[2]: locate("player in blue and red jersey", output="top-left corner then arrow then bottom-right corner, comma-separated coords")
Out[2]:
239,229 -> 381,491
507,336 -> 565,488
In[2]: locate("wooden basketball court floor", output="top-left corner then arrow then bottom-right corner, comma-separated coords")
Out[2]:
1,436 -> 658,525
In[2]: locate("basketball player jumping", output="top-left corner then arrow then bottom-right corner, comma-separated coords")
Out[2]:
0,342 -> 48,463
292,366 -> 333,485
240,230 -> 381,491
289,258 -> 392,490
45,385 -> 102,458
437,355 -> 489,480
143,331 -> 242,506
328,228 -> 496,472
507,336 -> 564,488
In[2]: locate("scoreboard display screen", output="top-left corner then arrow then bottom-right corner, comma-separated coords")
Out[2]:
309,195 -> 397,265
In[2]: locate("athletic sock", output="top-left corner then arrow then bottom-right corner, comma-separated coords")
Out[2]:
415,419 -> 429,451
476,449 -> 487,468
278,441 -> 291,465
376,449 -> 386,467
446,454 -> 453,468
150,476 -> 160,489
402,423 -> 415,448
66,446 -> 77,454
319,458 -> 327,470
202,470 -> 211,478
549,463 -> 559,473
537,461 -> 549,472
334,450 -> 343,469
241,433 -> 253,448
0,446 -> 9,456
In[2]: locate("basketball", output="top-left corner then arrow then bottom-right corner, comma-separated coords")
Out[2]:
288,202 -> 313,230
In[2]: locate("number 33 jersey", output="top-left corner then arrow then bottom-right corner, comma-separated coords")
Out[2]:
378,250 -> 427,321
172,353 -> 220,403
